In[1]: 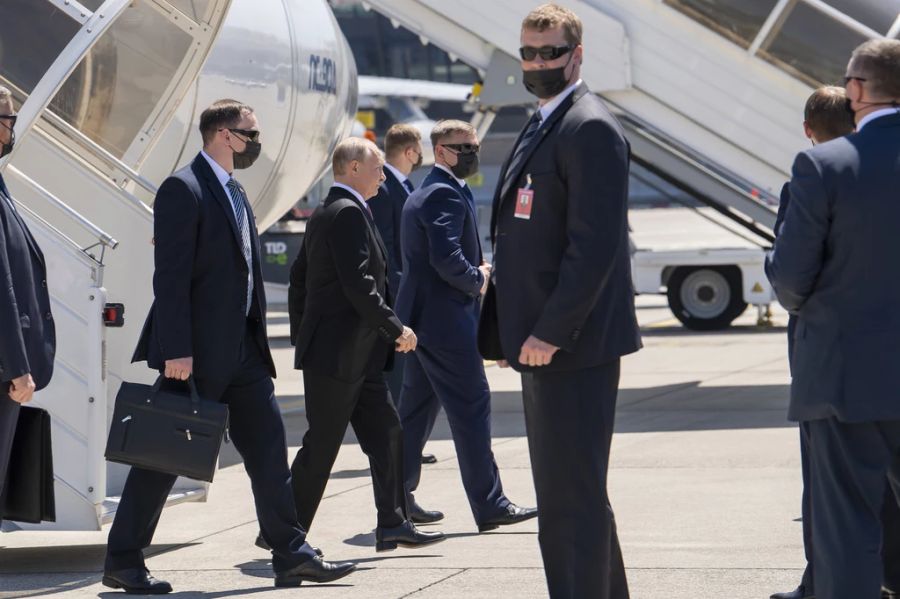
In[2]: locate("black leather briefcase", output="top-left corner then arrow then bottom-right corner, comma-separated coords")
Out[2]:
105,377 -> 228,482
2,405 -> 55,523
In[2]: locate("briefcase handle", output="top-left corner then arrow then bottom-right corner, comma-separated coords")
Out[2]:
148,376 -> 203,415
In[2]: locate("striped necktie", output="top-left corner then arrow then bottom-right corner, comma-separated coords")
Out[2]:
226,177 -> 254,315
505,111 -> 543,184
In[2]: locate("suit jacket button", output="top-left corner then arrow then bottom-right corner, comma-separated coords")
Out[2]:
45,311 -> 53,320
41,280 -> 47,288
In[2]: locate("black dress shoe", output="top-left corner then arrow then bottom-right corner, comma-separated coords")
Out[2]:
477,503 -> 538,532
102,568 -> 172,594
375,520 -> 445,552
421,453 -> 437,464
274,556 -> 356,587
770,586 -> 813,599
255,533 -> 322,557
408,497 -> 444,524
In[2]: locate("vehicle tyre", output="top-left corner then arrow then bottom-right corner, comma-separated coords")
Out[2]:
666,266 -> 747,331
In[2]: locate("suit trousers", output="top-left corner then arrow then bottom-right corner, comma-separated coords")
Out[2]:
0,392 -> 20,512
106,322 -> 316,573
796,421 -> 900,594
290,370 -> 406,532
522,360 -> 629,599
807,417 -> 900,599
385,351 -> 406,410
399,344 -> 508,523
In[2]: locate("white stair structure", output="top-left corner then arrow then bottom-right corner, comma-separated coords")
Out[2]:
2,0 -> 357,530
363,0 -> 897,233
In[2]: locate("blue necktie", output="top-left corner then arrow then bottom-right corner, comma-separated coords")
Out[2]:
403,179 -> 414,194
226,178 -> 254,315
505,111 -> 543,184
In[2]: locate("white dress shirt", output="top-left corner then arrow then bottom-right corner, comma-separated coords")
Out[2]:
332,182 -> 367,205
538,78 -> 583,123
383,162 -> 409,187
857,107 -> 900,132
434,163 -> 468,187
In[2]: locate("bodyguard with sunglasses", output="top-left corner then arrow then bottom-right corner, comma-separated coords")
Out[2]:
0,86 -> 56,520
478,4 -> 640,598
394,120 -> 537,531
106,99 -> 356,594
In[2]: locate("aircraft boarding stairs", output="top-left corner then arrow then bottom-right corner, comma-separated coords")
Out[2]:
0,0 -> 233,530
364,0 -> 896,239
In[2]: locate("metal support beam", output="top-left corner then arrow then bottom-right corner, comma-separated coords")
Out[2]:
748,0 -> 798,55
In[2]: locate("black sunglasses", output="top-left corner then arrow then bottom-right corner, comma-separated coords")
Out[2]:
519,44 -> 575,61
843,75 -> 867,85
221,127 -> 260,142
440,143 -> 480,154
0,114 -> 18,126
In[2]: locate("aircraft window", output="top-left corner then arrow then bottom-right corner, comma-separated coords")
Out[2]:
169,0 -> 212,21
0,0 -> 80,99
762,2 -> 868,86
663,0 -> 779,48
821,0 -> 900,35
48,2 -> 193,158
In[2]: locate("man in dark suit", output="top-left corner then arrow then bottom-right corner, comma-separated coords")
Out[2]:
478,5 -> 641,598
766,39 -> 900,599
0,87 -> 55,517
770,85 -> 863,599
368,125 -> 435,464
105,100 -> 355,594
288,137 -> 443,552
395,120 -> 537,529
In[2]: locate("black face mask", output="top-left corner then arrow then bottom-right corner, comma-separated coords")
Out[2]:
450,151 -> 479,180
522,50 -> 575,100
0,121 -> 15,159
233,140 -> 261,170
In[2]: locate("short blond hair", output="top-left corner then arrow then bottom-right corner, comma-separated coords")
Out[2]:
384,124 -> 422,158
333,137 -> 382,176
430,119 -> 476,148
522,3 -> 583,46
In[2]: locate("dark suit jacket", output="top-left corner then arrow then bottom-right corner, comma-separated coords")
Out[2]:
395,167 -> 484,349
369,167 -> 410,296
0,175 -> 55,389
288,186 -> 403,382
478,82 -> 642,372
132,153 -> 275,380
766,112 -> 900,422
772,182 -> 798,369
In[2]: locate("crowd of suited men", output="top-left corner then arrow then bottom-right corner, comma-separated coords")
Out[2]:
2,2 -> 900,598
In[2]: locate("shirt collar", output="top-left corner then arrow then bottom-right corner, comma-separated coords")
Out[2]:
538,78 -> 583,123
200,150 -> 231,187
434,163 -> 467,187
383,162 -> 408,185
331,182 -> 366,205
857,107 -> 900,132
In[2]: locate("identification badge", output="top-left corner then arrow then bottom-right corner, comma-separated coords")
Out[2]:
515,174 -> 534,220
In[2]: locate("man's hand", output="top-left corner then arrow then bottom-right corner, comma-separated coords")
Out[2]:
395,326 -> 418,353
478,262 -> 492,296
8,373 -> 36,404
497,359 -> 510,368
164,357 -> 193,380
518,335 -> 559,367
